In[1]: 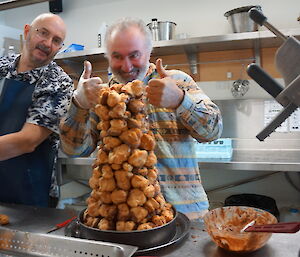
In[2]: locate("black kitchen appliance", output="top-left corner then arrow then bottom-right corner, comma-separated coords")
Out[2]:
246,8 -> 300,141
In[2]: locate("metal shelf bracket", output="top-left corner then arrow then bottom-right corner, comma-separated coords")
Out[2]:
184,46 -> 198,75
253,38 -> 261,66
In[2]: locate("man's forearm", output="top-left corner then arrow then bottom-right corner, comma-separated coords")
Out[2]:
0,132 -> 36,161
0,123 -> 52,161
176,91 -> 223,142
59,102 -> 98,157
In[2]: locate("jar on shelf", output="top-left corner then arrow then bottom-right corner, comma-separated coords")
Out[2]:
7,45 -> 15,58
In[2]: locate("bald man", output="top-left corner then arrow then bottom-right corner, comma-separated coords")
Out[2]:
0,13 -> 73,207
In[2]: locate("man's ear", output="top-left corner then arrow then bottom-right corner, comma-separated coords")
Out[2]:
24,24 -> 30,40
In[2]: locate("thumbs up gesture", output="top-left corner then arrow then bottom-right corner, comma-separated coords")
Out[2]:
73,60 -> 105,109
146,59 -> 184,109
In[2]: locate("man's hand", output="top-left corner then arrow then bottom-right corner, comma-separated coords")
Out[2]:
146,59 -> 184,109
73,61 -> 105,109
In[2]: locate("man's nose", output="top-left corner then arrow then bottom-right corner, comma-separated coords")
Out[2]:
42,37 -> 53,48
121,57 -> 133,72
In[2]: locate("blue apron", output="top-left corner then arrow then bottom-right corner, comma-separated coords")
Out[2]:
0,78 -> 55,207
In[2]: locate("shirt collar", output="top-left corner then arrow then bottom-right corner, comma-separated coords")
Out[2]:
9,54 -> 49,84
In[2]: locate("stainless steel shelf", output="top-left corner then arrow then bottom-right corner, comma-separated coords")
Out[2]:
55,28 -> 300,62
198,160 -> 300,172
55,28 -> 300,76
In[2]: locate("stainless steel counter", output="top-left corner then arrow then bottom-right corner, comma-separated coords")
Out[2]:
58,154 -> 300,173
198,146 -> 300,172
199,160 -> 300,172
0,203 -> 299,257
0,203 -> 77,235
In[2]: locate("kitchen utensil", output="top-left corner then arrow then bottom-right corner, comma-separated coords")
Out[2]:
243,221 -> 300,233
0,226 -> 137,257
203,206 -> 277,252
247,8 -> 300,141
46,216 -> 77,233
224,5 -> 261,33
70,208 -> 178,249
147,19 -> 176,41
231,63 -> 249,97
231,79 -> 249,97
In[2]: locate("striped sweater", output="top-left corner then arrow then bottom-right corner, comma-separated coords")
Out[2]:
59,64 -> 223,219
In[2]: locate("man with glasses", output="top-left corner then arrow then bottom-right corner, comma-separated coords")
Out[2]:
0,13 -> 73,207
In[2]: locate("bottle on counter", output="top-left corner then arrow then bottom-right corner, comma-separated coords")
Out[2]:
149,18 -> 159,41
107,66 -> 112,81
97,22 -> 107,48
7,45 -> 15,58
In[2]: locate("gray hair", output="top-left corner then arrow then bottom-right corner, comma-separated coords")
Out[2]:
104,17 -> 153,56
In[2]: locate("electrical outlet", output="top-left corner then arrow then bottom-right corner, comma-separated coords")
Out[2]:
227,72 -> 232,79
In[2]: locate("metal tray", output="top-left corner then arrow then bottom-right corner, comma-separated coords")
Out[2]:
65,212 -> 190,255
0,227 -> 137,257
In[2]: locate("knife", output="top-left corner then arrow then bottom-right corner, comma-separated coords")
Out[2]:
46,216 -> 77,234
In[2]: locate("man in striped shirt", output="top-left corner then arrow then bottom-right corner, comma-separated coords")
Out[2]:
59,17 -> 223,219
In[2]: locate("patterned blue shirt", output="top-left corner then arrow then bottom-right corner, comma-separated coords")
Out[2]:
0,54 -> 74,197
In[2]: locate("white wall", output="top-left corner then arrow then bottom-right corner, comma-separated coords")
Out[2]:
0,12 -> 4,24
0,25 -> 22,56
1,0 -> 300,49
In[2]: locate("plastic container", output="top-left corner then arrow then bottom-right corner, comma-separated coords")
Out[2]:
195,138 -> 233,160
63,44 -> 84,53
280,207 -> 300,222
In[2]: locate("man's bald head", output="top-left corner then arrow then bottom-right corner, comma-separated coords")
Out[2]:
19,13 -> 67,71
30,13 -> 66,40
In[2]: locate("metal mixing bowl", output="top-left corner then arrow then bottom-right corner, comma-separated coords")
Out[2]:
147,20 -> 177,41
224,6 -> 261,33
203,206 -> 278,252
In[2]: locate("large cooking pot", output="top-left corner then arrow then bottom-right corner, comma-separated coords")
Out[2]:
74,208 -> 178,249
147,19 -> 177,41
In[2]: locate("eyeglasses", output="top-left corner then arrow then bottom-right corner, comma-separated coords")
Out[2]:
33,28 -> 64,48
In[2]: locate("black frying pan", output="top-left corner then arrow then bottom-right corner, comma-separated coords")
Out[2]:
74,208 -> 178,249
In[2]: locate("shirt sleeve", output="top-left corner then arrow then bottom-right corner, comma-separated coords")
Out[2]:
26,66 -> 74,134
170,70 -> 223,142
59,100 -> 99,157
